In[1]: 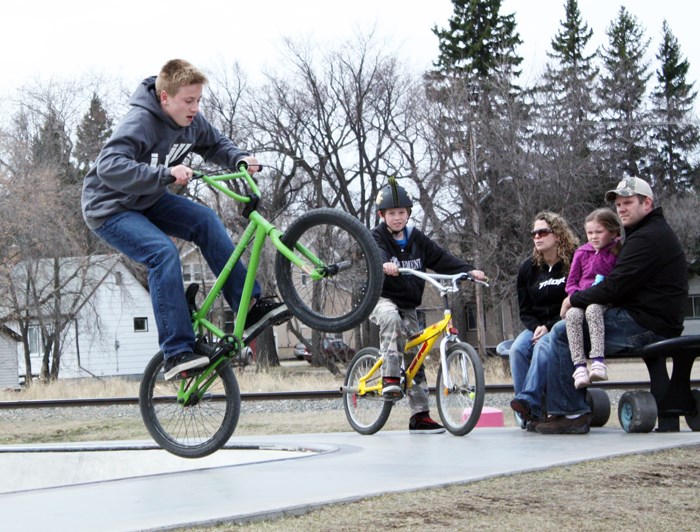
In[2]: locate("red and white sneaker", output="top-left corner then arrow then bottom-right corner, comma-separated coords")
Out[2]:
409,412 -> 446,434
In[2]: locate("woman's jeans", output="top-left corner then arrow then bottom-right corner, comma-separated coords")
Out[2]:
94,193 -> 260,359
509,328 -> 536,396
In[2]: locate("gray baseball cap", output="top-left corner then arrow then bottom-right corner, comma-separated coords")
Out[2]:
605,177 -> 654,202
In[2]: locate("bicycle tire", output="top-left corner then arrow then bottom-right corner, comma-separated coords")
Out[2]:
343,347 -> 393,435
275,208 -> 382,332
139,351 -> 241,458
435,342 -> 485,436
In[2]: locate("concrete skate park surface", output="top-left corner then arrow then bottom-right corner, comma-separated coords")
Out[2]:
1,428 -> 699,531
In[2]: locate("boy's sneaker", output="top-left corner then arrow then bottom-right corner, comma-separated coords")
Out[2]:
382,377 -> 402,400
589,360 -> 608,382
573,365 -> 591,389
409,412 -> 446,434
243,297 -> 292,342
163,352 -> 209,380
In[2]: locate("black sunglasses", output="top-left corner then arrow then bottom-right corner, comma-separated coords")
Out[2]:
530,228 -> 553,238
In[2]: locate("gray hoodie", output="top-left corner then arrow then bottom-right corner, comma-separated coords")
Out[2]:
81,76 -> 249,229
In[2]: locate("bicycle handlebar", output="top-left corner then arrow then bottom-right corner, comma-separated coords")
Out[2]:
397,268 -> 489,290
159,161 -> 260,187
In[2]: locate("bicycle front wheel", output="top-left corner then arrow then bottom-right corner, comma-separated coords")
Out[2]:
343,347 -> 393,435
275,208 -> 382,332
435,342 -> 485,436
139,351 -> 241,458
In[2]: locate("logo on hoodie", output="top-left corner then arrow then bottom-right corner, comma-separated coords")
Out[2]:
539,277 -> 566,290
156,143 -> 193,167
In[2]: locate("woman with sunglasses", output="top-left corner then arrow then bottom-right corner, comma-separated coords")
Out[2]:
508,212 -> 579,425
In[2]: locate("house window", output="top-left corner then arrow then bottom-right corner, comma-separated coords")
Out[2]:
182,263 -> 216,283
27,325 -> 42,356
134,317 -> 148,332
466,303 -> 478,331
182,264 -> 202,282
685,295 -> 700,319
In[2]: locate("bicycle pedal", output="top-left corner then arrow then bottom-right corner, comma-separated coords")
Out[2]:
382,390 -> 404,401
177,366 -> 207,379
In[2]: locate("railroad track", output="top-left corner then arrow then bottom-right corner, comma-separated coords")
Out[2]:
2,380 -> 696,409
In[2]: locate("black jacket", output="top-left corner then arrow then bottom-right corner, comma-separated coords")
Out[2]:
517,257 -> 568,332
570,207 -> 687,338
372,223 -> 474,309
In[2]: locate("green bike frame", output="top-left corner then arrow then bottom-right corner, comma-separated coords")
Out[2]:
176,167 -> 326,404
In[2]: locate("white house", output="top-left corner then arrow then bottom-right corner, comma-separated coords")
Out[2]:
683,273 -> 700,335
0,327 -> 20,389
12,255 -> 159,380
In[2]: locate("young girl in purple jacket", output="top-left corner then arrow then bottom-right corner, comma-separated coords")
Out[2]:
565,209 -> 623,388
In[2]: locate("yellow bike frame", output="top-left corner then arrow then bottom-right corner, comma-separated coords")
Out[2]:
353,309 -> 454,397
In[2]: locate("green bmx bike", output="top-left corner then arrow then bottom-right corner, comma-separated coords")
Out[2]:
138,165 -> 382,458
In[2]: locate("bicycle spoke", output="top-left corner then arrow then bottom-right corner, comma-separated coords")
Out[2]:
139,353 -> 241,458
436,343 -> 485,436
343,348 -> 392,434
276,209 -> 382,333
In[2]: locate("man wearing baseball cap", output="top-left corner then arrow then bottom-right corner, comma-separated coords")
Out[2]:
512,176 -> 688,434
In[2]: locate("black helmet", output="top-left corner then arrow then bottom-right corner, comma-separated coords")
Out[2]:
376,177 -> 413,212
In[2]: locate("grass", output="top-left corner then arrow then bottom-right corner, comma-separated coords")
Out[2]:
0,355 -> 511,401
0,356 -> 511,446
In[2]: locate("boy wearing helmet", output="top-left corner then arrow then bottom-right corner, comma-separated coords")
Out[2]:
371,178 -> 487,433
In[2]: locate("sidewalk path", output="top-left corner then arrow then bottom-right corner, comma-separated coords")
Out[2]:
1,428 -> 699,531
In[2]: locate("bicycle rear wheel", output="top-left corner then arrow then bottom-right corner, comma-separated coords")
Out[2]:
139,351 -> 241,458
275,208 -> 382,333
435,342 -> 485,436
343,347 -> 393,435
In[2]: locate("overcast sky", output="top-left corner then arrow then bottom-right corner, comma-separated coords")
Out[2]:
3,1 -> 698,100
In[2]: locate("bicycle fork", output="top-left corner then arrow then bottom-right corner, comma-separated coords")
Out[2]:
438,333 -> 461,392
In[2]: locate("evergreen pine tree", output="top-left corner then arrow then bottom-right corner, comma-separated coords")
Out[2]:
431,0 -> 522,81
75,93 -> 113,175
426,0 -> 526,354
533,0 -> 601,208
31,107 -> 78,186
649,20 -> 700,193
597,6 -> 652,179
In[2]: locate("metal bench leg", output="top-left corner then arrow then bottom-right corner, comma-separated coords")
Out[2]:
644,355 -> 697,432
643,357 -> 678,431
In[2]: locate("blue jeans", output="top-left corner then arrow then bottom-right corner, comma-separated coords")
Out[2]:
94,193 -> 260,359
513,331 -> 551,419
518,307 -> 665,417
509,328 -> 535,396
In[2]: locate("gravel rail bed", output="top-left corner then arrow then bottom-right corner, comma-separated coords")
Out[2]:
0,390 -> 628,423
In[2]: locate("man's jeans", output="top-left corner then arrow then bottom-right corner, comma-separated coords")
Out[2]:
516,307 -> 665,417
94,192 -> 260,358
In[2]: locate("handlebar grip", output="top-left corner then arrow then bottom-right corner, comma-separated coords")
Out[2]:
159,170 -> 204,186
159,173 -> 176,186
238,161 -> 264,173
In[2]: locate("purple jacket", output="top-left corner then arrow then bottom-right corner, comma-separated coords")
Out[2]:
565,241 -> 619,296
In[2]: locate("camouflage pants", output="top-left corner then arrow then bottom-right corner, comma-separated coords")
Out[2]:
566,304 -> 607,366
370,297 -> 429,415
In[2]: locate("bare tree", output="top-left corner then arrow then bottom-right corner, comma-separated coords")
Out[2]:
0,79 -> 103,382
201,34 -> 429,369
